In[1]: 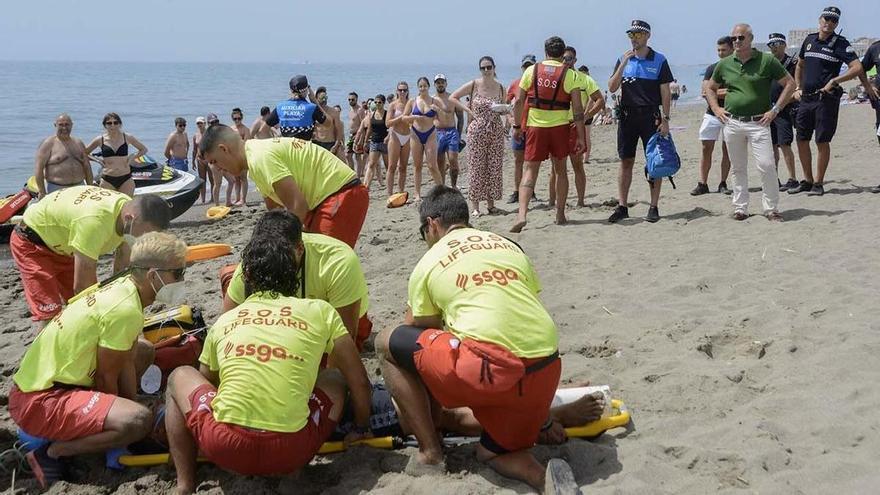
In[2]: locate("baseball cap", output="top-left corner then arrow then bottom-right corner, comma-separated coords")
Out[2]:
195,116 -> 206,124
434,73 -> 447,82
768,33 -> 787,45
521,54 -> 537,68
821,6 -> 841,20
289,74 -> 309,92
626,20 -> 651,34
205,113 -> 219,124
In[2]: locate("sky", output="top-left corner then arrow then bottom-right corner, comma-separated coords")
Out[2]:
1,0 -> 877,66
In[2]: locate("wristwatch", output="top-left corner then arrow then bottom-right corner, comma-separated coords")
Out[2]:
662,115 -> 671,122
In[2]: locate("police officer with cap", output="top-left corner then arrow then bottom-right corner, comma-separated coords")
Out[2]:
608,19 -> 674,223
767,32 -> 800,191
790,6 -> 863,196
266,74 -> 326,141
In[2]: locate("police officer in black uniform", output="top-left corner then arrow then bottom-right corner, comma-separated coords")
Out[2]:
768,33 -> 800,191
789,6 -> 864,196
858,40 -> 880,192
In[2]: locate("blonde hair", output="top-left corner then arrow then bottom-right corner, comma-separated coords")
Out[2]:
131,232 -> 187,269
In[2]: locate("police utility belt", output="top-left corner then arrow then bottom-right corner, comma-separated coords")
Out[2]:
801,87 -> 844,101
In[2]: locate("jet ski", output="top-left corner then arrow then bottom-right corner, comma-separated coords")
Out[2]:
128,155 -> 203,219
1,156 -> 203,244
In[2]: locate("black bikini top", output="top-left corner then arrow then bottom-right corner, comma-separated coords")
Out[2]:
101,135 -> 128,157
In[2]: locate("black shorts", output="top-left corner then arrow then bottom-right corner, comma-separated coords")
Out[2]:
314,140 -> 335,151
796,95 -> 840,143
617,107 -> 660,160
771,104 -> 797,146
387,324 -> 424,374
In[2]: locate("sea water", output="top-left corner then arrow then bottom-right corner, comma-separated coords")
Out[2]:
0,60 -> 707,195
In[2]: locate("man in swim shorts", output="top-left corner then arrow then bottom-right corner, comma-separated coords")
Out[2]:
377,185 -> 567,491
313,86 -> 346,157
250,106 -> 276,139
219,210 -> 372,352
164,117 -> 190,172
164,230 -> 372,495
10,186 -> 172,325
199,124 -> 369,248
33,113 -> 92,198
10,232 -> 187,488
346,92 -> 367,171
506,55 -> 536,204
433,74 -> 464,188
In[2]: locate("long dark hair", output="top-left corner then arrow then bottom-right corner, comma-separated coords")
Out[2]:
102,112 -> 122,126
479,56 -> 496,77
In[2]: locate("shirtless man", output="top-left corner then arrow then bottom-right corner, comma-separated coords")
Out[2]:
433,74 -> 464,188
164,117 -> 189,172
249,106 -> 275,139
313,87 -> 345,158
229,108 -> 251,206
192,117 -> 211,203
34,114 -> 92,198
346,92 -> 366,172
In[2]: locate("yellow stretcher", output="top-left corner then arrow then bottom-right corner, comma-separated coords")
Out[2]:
116,400 -> 631,468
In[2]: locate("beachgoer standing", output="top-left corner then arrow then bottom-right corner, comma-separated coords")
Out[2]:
84,113 -> 147,198
192,116 -> 211,203
33,113 -> 92,198
164,117 -> 189,172
230,108 -> 251,206
705,23 -> 794,221
692,36 -> 733,196
506,55 -> 537,204
346,92 -> 367,174
313,86 -> 346,157
385,83 -> 413,195
250,106 -> 275,139
433,74 -> 464,189
405,77 -> 447,201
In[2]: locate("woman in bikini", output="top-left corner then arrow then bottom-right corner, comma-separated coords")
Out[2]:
362,95 -> 390,191
385,81 -> 412,197
404,77 -> 447,202
84,112 -> 147,197
451,57 -> 507,217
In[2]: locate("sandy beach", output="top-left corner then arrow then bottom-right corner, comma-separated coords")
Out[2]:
1,101 -> 879,493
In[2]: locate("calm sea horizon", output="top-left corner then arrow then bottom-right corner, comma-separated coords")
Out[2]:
0,60 -> 710,195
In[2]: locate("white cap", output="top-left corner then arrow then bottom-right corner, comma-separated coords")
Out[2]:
434,73 -> 447,82
195,116 -> 206,124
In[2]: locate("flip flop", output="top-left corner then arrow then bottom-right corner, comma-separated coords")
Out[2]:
206,206 -> 231,220
486,207 -> 503,216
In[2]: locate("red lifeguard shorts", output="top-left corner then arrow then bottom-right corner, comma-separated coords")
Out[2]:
185,383 -> 336,475
9,385 -> 115,441
404,329 -> 561,453
525,124 -> 571,162
304,184 -> 369,249
10,231 -> 75,321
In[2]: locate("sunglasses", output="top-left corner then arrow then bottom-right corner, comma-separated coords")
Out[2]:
627,31 -> 646,39
134,266 -> 186,279
177,124 -> 186,127
731,35 -> 747,42
821,16 -> 839,23
104,120 -> 120,126
480,65 -> 494,71
398,88 -> 409,92
232,117 -> 242,121
348,98 -> 356,102
419,221 -> 428,241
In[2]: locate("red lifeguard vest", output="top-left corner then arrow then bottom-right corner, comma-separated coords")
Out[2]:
528,62 -> 572,111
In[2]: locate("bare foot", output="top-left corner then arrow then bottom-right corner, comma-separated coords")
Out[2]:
554,392 -> 606,426
510,219 -> 527,233
555,214 -> 567,225
404,453 -> 446,476
576,202 -> 585,208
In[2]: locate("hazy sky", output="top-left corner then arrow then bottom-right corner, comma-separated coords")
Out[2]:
1,0 -> 877,66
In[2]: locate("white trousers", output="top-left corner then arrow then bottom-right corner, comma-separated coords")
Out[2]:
723,119 -> 779,214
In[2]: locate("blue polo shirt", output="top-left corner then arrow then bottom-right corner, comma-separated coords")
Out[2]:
613,47 -> 674,108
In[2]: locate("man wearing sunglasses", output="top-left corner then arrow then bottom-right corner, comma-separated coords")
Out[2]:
608,20 -> 674,223
789,6 -> 863,196
705,23 -> 794,221
10,232 -> 187,489
767,33 -> 801,192
312,86 -> 345,158
345,92 -> 367,172
10,186 -> 173,327
378,185 -> 571,492
164,117 -> 190,172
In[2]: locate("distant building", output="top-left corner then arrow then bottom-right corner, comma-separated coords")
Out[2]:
788,29 -> 812,50
852,37 -> 879,57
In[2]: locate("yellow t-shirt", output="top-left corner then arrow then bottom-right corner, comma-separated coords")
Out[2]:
568,72 -> 601,121
200,294 -> 348,432
23,185 -> 128,259
407,228 -> 557,358
226,233 -> 368,316
245,138 -> 356,209
13,277 -> 143,392
518,60 -> 580,128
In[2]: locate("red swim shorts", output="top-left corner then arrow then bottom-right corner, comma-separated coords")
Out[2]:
10,230 -> 75,321
9,385 -> 115,441
412,330 -> 561,453
305,184 -> 369,249
185,383 -> 337,475
525,124 -> 571,162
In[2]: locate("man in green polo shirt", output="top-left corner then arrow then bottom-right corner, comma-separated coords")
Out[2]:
705,23 -> 795,221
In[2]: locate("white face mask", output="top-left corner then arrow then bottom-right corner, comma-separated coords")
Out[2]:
151,272 -> 186,306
